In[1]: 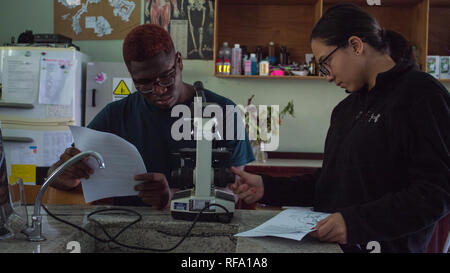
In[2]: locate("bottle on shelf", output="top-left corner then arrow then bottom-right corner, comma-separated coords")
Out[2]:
279,45 -> 287,66
256,46 -> 263,63
218,46 -> 224,62
222,42 -> 232,62
231,44 -> 242,75
259,59 -> 269,76
223,58 -> 231,75
268,41 -> 276,65
250,53 -> 258,75
309,56 -> 317,76
244,55 -> 252,75
216,57 -> 223,74
241,45 -> 248,75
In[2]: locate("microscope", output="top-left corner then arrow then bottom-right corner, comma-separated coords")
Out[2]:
170,82 -> 235,223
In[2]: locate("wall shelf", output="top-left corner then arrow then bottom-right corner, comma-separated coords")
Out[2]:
215,75 -> 326,80
214,0 -> 450,81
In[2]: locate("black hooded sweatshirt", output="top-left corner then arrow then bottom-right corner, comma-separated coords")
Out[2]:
259,60 -> 450,253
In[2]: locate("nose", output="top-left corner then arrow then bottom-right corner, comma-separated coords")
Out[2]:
153,85 -> 168,96
326,74 -> 335,83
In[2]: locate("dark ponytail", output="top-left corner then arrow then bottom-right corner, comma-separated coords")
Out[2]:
311,4 -> 415,64
382,29 -> 415,64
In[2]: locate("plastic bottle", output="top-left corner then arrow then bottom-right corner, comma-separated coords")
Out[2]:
223,58 -> 231,75
222,42 -> 232,62
309,56 -> 317,76
279,45 -> 287,65
256,46 -> 263,63
218,47 -> 224,62
250,53 -> 258,75
231,44 -> 242,75
241,45 -> 248,74
268,41 -> 276,65
259,59 -> 269,76
244,56 -> 252,76
216,58 -> 223,74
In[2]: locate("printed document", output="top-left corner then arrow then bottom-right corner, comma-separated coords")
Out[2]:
69,126 -> 146,202
235,207 -> 330,241
39,57 -> 75,105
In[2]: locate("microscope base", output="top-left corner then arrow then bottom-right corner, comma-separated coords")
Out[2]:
170,189 -> 235,223
171,211 -> 234,223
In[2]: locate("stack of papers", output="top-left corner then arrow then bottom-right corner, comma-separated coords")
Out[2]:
234,207 -> 330,241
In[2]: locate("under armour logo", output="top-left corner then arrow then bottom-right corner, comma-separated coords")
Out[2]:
368,113 -> 381,123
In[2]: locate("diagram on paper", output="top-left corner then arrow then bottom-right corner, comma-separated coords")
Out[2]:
58,0 -> 136,38
234,207 -> 330,241
144,0 -> 215,60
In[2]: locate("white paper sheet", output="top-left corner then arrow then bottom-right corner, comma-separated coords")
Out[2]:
38,57 -> 75,105
43,131 -> 73,166
234,207 -> 330,241
10,144 -> 38,165
2,56 -> 39,103
69,126 -> 145,202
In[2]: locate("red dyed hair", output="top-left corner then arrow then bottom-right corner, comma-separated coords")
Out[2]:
122,24 -> 174,65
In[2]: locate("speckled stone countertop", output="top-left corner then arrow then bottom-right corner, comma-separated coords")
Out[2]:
0,205 -> 342,253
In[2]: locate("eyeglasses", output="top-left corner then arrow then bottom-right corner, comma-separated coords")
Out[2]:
318,46 -> 341,77
134,53 -> 179,94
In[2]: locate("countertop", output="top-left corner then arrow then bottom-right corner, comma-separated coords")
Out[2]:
247,159 -> 323,168
0,205 -> 342,253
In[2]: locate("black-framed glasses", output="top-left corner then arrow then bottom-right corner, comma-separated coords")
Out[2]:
134,53 -> 179,94
318,46 -> 341,77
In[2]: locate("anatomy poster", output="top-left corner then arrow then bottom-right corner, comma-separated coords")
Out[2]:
54,0 -> 141,40
144,0 -> 215,60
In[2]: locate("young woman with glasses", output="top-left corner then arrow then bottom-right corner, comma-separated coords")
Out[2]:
229,4 -> 449,253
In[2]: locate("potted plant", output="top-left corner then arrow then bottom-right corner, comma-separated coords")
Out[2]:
242,95 -> 295,162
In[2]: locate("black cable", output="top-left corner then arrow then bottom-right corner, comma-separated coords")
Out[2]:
41,203 -> 231,252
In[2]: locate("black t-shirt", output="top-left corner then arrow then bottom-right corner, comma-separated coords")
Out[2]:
88,88 -> 254,206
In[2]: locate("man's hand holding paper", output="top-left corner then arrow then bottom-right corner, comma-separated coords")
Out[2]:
66,126 -> 149,204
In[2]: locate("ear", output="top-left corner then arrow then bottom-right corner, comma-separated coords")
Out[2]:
176,52 -> 183,71
347,36 -> 365,56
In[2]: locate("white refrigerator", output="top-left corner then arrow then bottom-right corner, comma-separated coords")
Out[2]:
0,46 -> 90,185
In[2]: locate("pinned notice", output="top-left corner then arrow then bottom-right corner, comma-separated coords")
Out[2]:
10,164 -> 36,184
39,57 -> 76,105
112,78 -> 133,101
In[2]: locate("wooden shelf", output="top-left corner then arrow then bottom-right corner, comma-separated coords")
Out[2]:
439,79 -> 450,83
214,0 -> 323,71
324,0 -> 424,7
428,1 -> 450,56
214,0 -> 449,79
215,74 -> 325,80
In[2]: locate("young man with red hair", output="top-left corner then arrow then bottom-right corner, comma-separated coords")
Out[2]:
48,24 -> 254,209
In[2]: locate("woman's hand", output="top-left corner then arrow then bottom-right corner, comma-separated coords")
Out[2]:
309,212 -> 348,244
228,167 -> 264,204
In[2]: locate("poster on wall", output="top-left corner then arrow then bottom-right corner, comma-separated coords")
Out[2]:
54,0 -> 141,40
144,0 -> 215,60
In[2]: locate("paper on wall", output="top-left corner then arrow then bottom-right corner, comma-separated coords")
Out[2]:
2,56 -> 39,103
38,57 -> 76,105
10,144 -> 38,165
85,16 -> 96,29
10,164 -> 36,184
69,126 -> 145,203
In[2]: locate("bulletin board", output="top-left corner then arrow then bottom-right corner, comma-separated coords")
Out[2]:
144,0 -> 215,60
54,0 -> 141,40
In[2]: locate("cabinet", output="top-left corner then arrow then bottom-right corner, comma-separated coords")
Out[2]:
429,0 -> 450,83
213,0 -> 450,83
